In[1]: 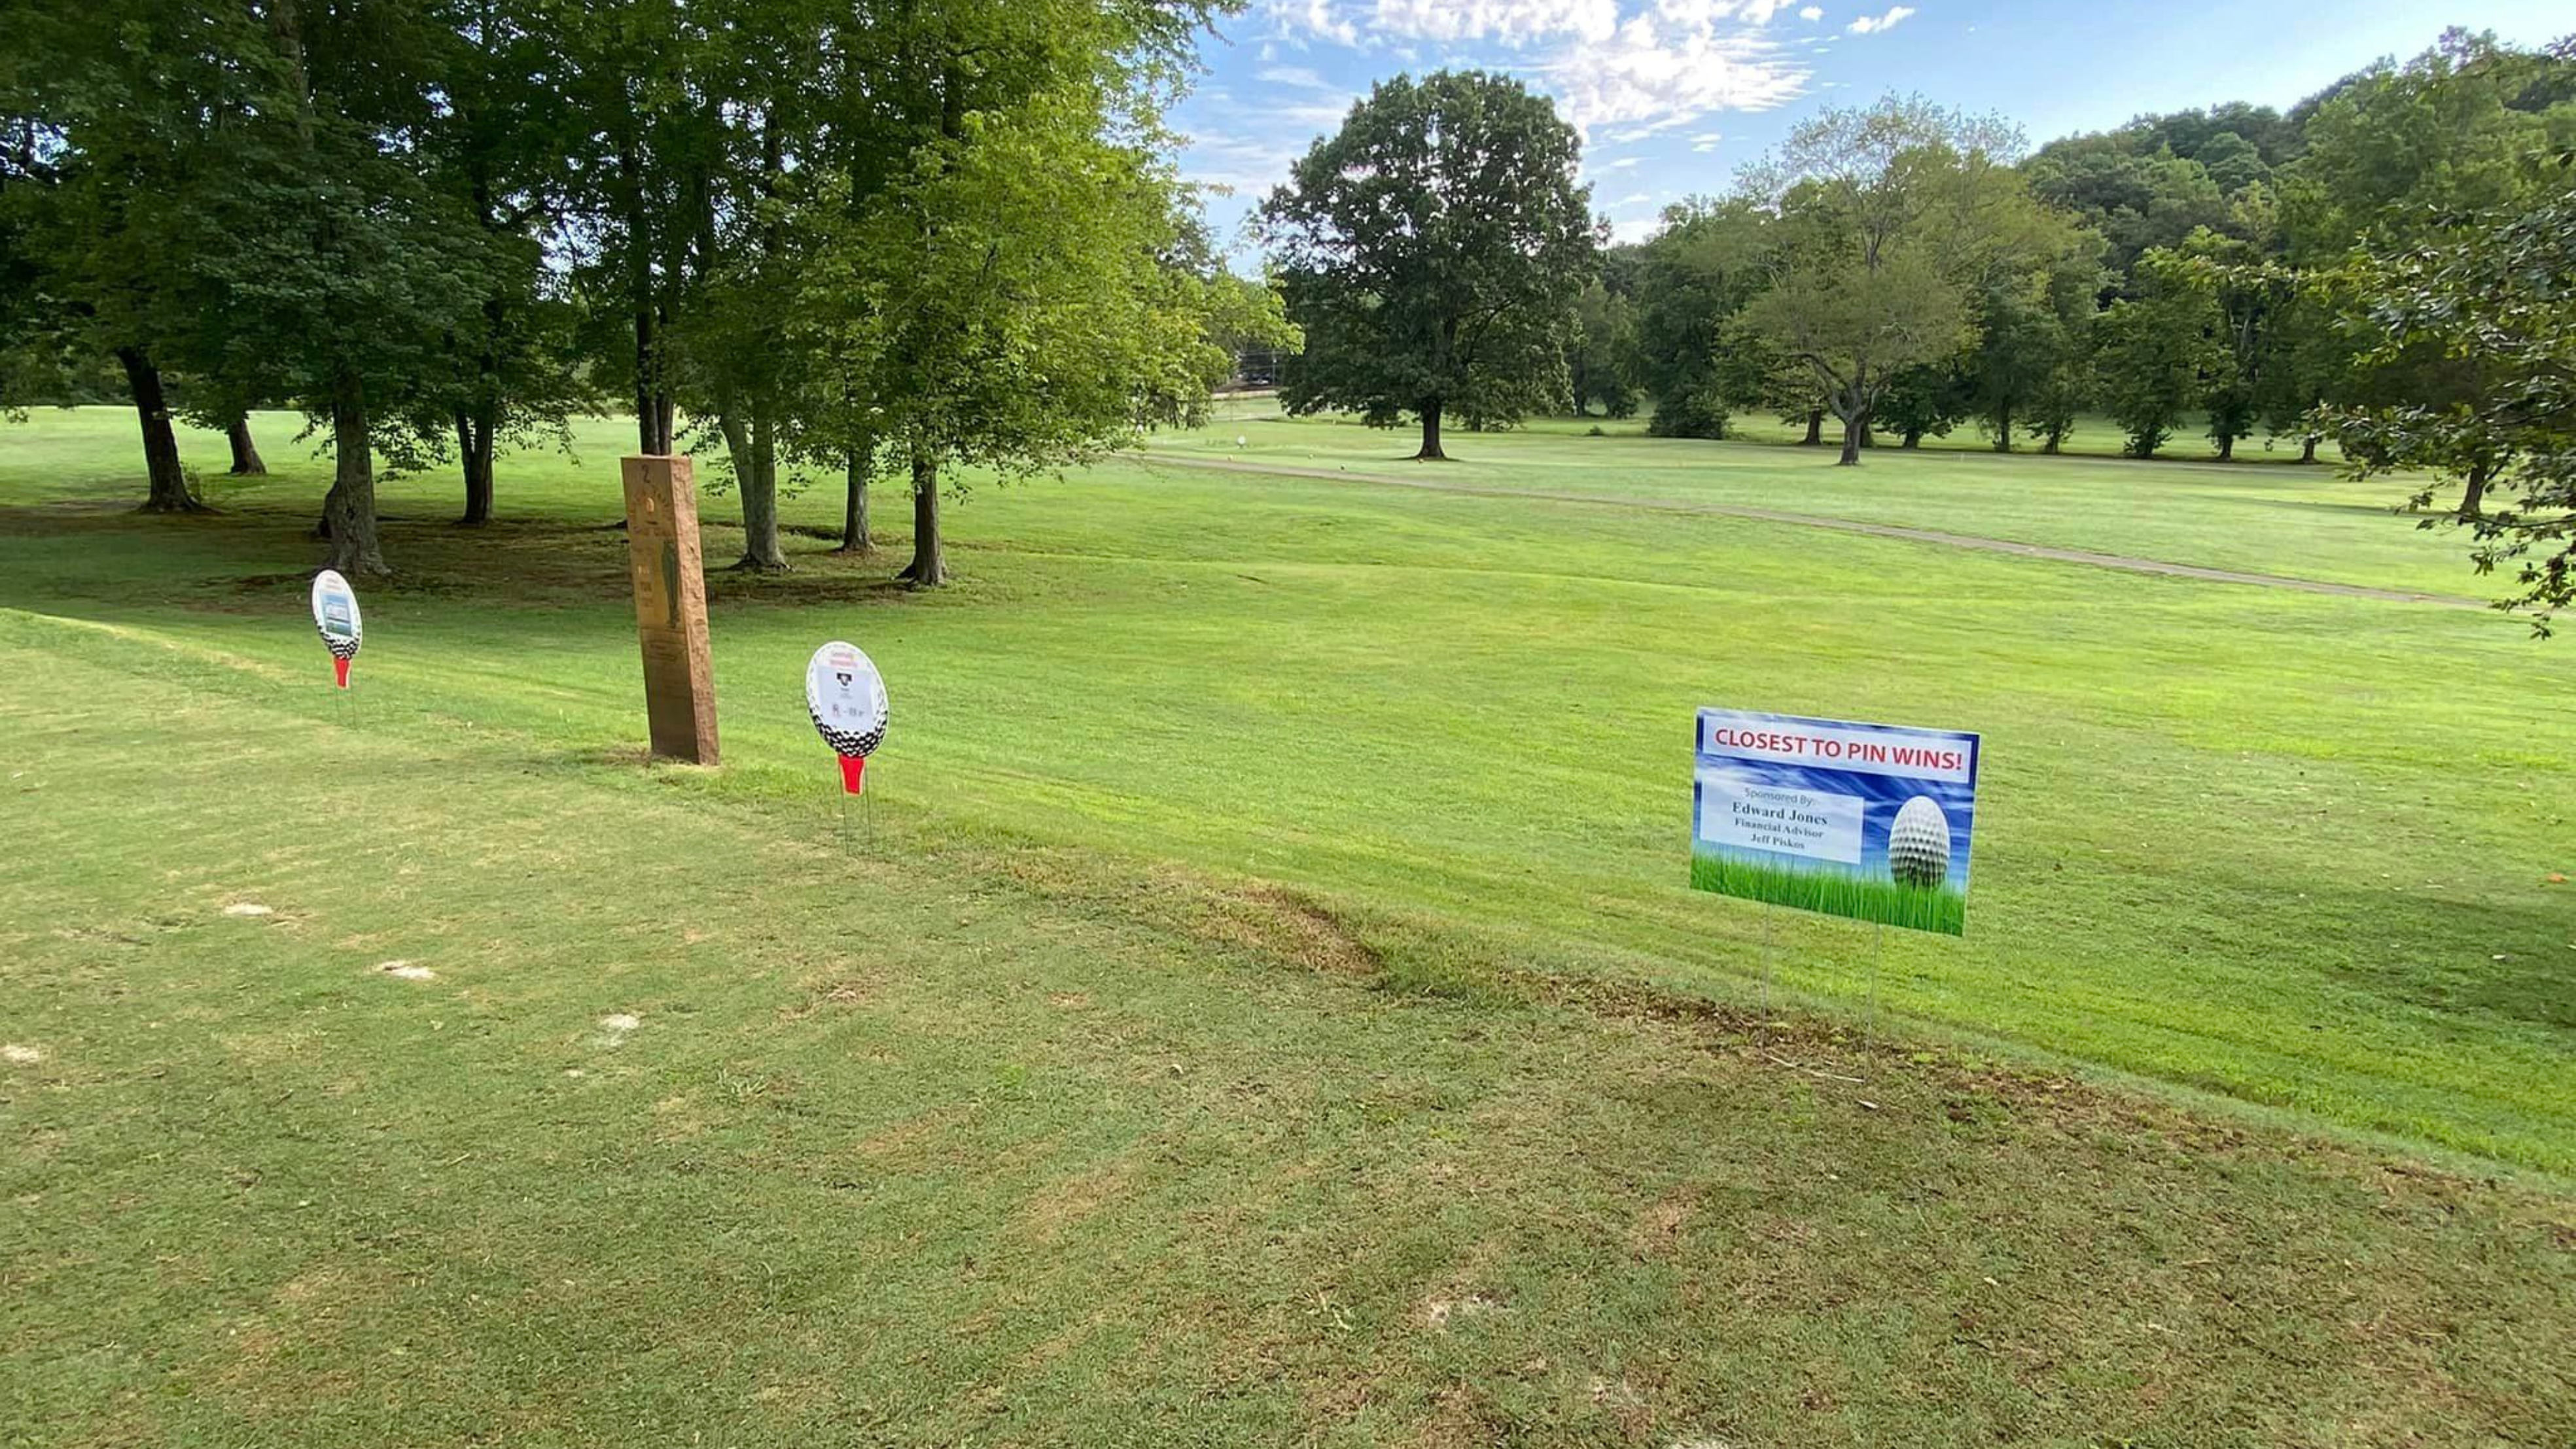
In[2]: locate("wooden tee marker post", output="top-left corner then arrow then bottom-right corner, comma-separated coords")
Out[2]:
621,455 -> 720,765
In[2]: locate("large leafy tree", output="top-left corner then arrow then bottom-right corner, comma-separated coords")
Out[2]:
789,0 -> 1237,585
414,0 -> 591,526
1629,197 -> 1770,439
164,0 -> 494,574
1967,228 -> 2102,451
1568,275 -> 1640,419
1262,71 -> 1598,461
2094,247 -> 2217,459
2327,152 -> 2576,633
1737,96 -> 2039,466
0,0 -> 279,512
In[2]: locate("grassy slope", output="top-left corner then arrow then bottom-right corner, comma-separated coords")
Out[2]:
3,408 -> 2572,1442
1,408 -> 2571,1180
1143,404 -> 2476,600
5,612 -> 2571,1447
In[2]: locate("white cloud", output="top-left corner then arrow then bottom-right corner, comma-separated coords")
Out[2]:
1252,0 -> 1811,154
1544,12 -> 1807,130
1289,0 -> 1360,45
1691,130 -> 1724,151
1180,129 -> 1313,196
1361,0 -> 1622,44
1846,5 -> 1914,34
1257,64 -> 1336,89
1799,5 -> 1824,18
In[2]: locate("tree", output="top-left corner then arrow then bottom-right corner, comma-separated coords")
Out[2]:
2022,135 -> 2234,279
1876,361 -> 1971,449
2254,286 -> 2342,462
1738,96 -> 2035,466
2279,29 -> 2573,267
2282,30 -> 2573,468
2174,230 -> 2298,461
154,0 -> 495,574
415,0 -> 591,527
791,0 -> 1233,586
2094,247 -> 2218,459
1631,198 -> 1770,438
1968,228 -> 2103,451
2326,152 -> 2576,632
1262,71 -> 1598,461
0,0 -> 271,512
1568,278 -> 1639,418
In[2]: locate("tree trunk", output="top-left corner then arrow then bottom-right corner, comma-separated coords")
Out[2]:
898,443 -> 945,585
2460,461 -> 2490,520
226,413 -> 266,475
1837,413 -> 1863,466
1415,397 -> 1447,461
618,130 -> 675,457
1992,404 -> 2011,453
2217,433 -> 2236,463
323,370 -> 389,574
118,348 -> 200,513
455,406 -> 495,526
2041,428 -> 2064,457
1801,410 -> 1824,447
838,441 -> 872,553
2299,434 -> 2319,465
1902,427 -> 1924,449
718,406 -> 787,571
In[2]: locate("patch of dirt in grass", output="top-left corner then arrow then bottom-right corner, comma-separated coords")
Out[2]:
1014,1160 -> 1137,1245
594,1012 -> 640,1045
1629,1185 -> 1701,1257
376,960 -> 434,981
855,1106 -> 970,1167
1418,1292 -> 1508,1333
1196,884 -> 1385,977
3,1043 -> 44,1064
777,975 -> 875,1021
221,902 -> 275,918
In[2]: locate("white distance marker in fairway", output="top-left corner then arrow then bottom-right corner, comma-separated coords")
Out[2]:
805,641 -> 890,794
310,569 -> 363,689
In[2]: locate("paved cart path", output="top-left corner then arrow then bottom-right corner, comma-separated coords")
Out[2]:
1135,452 -> 2489,610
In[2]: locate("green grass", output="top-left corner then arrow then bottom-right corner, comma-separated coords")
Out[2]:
1691,854 -> 1968,937
1152,401 -> 2477,599
3,405 -> 2574,1442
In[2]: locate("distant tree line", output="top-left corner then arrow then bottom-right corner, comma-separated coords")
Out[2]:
0,0 -> 1294,580
1259,31 -> 2573,624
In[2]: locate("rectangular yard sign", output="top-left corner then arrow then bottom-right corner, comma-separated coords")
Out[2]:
1691,708 -> 1981,937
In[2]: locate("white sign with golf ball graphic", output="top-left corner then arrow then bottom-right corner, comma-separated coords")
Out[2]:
1691,708 -> 1979,936
310,569 -> 362,688
805,641 -> 889,793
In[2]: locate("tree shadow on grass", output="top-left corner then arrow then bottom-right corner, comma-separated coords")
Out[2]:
0,498 -> 943,621
2282,879 -> 2576,1033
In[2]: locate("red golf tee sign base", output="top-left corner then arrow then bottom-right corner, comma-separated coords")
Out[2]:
839,755 -> 867,794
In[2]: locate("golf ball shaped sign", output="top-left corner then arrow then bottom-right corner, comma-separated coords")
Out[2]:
1691,708 -> 1981,937
310,569 -> 362,688
805,641 -> 889,793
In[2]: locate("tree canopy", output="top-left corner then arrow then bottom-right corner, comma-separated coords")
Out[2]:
1262,70 -> 1598,461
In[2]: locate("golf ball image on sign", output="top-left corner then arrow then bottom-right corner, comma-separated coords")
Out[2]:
1691,708 -> 1981,936
309,569 -> 362,688
805,641 -> 889,793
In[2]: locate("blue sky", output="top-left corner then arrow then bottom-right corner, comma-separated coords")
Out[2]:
1174,1 -> 2574,261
